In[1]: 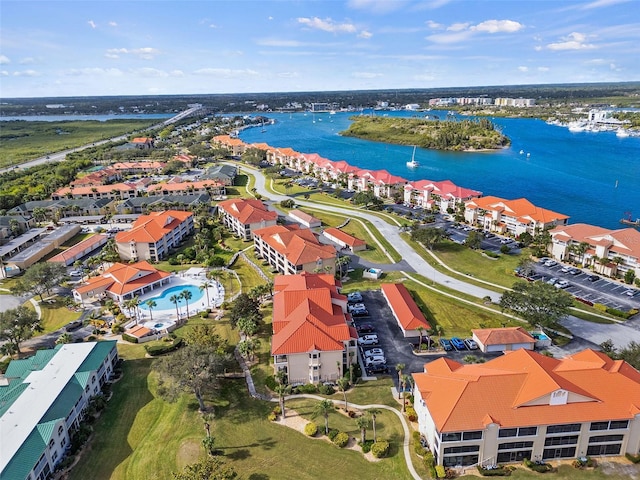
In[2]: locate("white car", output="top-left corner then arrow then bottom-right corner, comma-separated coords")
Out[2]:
347,292 -> 363,303
358,335 -> 379,346
365,355 -> 386,366
560,266 -> 572,273
364,348 -> 384,358
624,289 -> 637,297
348,303 -> 366,312
544,260 -> 558,267
555,280 -> 570,289
69,270 -> 83,277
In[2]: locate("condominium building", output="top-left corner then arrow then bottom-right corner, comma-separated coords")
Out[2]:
0,342 -> 118,480
413,349 -> 640,467
464,196 -> 569,236
218,198 -> 278,240
115,210 -> 194,262
253,224 -> 336,275
271,273 -> 357,384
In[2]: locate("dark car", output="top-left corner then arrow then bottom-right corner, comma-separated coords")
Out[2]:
440,338 -> 453,351
450,337 -> 466,350
356,324 -> 375,334
587,275 -> 600,282
65,320 -> 83,332
366,364 -> 388,375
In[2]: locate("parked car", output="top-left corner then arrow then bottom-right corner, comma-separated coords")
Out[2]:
366,365 -> 388,375
356,324 -> 375,334
587,275 -> 600,282
546,277 -> 558,285
560,266 -> 572,273
348,303 -> 365,312
69,270 -> 83,277
364,348 -> 384,358
351,306 -> 369,316
365,355 -> 386,366
464,338 -> 479,350
439,338 -> 453,351
555,280 -> 570,289
358,334 -> 379,346
624,289 -> 637,297
450,337 -> 466,350
544,260 -> 558,267
65,320 -> 83,332
538,257 -> 550,264
569,268 -> 582,275
347,292 -> 363,303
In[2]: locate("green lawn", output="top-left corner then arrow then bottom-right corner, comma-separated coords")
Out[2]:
24,298 -> 82,334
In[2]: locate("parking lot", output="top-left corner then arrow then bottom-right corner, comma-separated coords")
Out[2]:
528,260 -> 640,311
352,290 -> 503,390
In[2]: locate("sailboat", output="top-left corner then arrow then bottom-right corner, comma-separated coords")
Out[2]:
260,119 -> 266,133
406,146 -> 419,168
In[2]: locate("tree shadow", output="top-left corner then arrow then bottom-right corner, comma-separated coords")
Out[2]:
225,448 -> 251,460
248,474 -> 270,480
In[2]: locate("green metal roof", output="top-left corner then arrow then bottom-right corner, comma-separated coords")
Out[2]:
77,341 -> 117,373
41,377 -> 83,423
0,382 -> 29,417
4,348 -> 59,378
2,427 -> 47,480
74,371 -> 91,389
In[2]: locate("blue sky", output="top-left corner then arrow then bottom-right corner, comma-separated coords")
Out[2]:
1,0 -> 638,98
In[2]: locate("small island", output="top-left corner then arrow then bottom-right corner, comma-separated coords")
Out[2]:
341,116 -> 510,151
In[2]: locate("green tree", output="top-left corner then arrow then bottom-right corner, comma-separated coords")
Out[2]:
199,280 -> 213,307
499,280 -> 574,328
395,363 -> 405,399
274,371 -> 291,419
237,338 -> 260,361
368,408 -> 381,442
145,299 -> 157,322
465,230 -> 483,250
170,294 -> 182,320
236,316 -> 259,338
181,289 -> 193,319
172,457 -> 236,480
517,257 -> 535,277
229,293 -> 261,329
0,306 -> 42,355
336,377 -> 350,412
183,324 -> 227,351
410,226 -> 446,250
13,262 -> 67,301
157,345 -> 231,412
355,415 -> 369,445
600,340 -> 640,371
313,399 -> 335,435
56,332 -> 73,344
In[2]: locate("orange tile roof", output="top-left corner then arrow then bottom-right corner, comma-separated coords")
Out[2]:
131,137 -> 154,144
465,196 -> 569,224
323,228 -> 366,248
126,325 -> 153,338
115,210 -> 192,243
380,283 -> 431,331
111,161 -> 164,171
413,348 -> 640,432
48,234 -> 107,263
272,273 -> 354,355
472,327 -> 535,346
253,225 -> 336,265
218,198 -> 278,225
550,223 -> 640,260
73,261 -> 170,296
53,182 -> 135,197
290,209 -> 321,225
147,179 -> 224,194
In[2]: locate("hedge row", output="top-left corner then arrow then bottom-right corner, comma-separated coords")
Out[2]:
145,338 -> 183,356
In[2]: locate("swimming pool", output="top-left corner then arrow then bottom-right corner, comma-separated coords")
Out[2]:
139,284 -> 204,311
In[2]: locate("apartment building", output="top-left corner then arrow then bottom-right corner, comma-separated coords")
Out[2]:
413,349 -> 640,467
253,224 -> 336,275
217,198 -> 278,240
51,183 -> 138,201
0,342 -> 118,480
271,273 -> 357,384
115,210 -> 194,262
464,196 -> 569,236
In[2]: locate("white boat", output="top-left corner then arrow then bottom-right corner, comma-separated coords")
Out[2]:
519,149 -> 524,155
406,146 -> 419,168
329,110 -> 336,115
568,121 -> 586,133
616,128 -> 630,138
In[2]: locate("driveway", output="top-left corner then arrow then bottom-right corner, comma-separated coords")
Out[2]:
0,293 -> 25,312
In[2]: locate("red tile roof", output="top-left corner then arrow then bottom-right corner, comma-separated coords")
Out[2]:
53,182 -> 136,198
380,283 -> 431,331
272,273 -> 354,355
73,261 -> 170,297
466,196 -> 569,224
323,228 -> 366,248
289,209 -> 321,225
147,179 -> 224,194
253,225 -> 336,265
115,210 -> 192,243
472,327 -> 535,346
218,199 -> 278,225
550,223 -> 640,260
413,348 -> 640,432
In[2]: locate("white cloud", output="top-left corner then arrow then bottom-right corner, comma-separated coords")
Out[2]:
426,20 -> 442,29
352,72 -> 382,78
0,55 -> 10,64
538,66 -> 550,72
13,70 -> 40,77
347,0 -> 408,14
88,20 -> 97,29
19,57 -> 35,65
0,71 -> 8,76
268,16 -> 273,20
169,70 -> 184,77
581,0 -> 630,9
447,23 -> 470,32
471,20 -> 523,34
193,68 -> 259,78
358,30 -> 373,39
518,66 -> 529,72
257,39 -> 305,47
534,45 -> 543,51
297,17 -> 357,34
135,68 -> 170,77
277,71 -> 299,78
64,68 -> 123,77
209,23 -> 218,28
105,47 -> 159,60
108,21 -> 118,27
547,32 -> 595,50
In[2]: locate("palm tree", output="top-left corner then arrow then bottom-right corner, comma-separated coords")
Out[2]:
199,280 -> 213,307
335,255 -> 351,278
170,294 -> 181,320
313,399 -> 334,435
401,375 -> 412,412
336,378 -> 350,412
145,299 -> 157,322
181,289 -> 193,319
368,408 -> 381,442
395,363 -> 405,399
56,332 -> 73,344
130,296 -> 141,325
355,416 -> 369,445
274,371 -> 291,419
417,326 -> 425,351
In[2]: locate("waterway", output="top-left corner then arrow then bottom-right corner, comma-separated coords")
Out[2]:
240,111 -> 640,230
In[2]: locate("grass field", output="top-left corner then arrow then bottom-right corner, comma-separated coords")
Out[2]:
24,298 -> 82,334
0,119 -> 158,168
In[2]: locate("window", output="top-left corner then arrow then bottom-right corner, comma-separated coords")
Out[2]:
518,427 -> 538,436
52,451 -> 58,462
498,428 -> 517,438
544,435 -> 578,446
590,422 -> 609,431
463,431 -> 483,441
546,423 -> 581,434
443,454 -> 479,467
588,434 -> 624,444
587,444 -> 621,456
610,420 -> 629,430
49,439 -> 55,449
497,450 -> 531,463
499,441 -> 534,450
441,432 -> 462,442
444,445 -> 480,454
58,425 -> 64,436
543,447 -> 576,459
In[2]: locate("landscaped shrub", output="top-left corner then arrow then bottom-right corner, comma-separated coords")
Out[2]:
484,250 -> 500,258
144,338 -> 183,356
371,440 -> 390,458
412,431 -> 421,442
405,406 -> 417,422
121,333 -> 138,343
111,323 -> 124,334
296,383 -> 318,394
359,439 -> 374,453
423,452 -> 437,478
477,466 -> 512,476
523,458 -> 553,473
318,384 -> 335,395
626,453 -> 640,464
327,428 -> 339,441
333,432 -> 349,448
414,442 -> 427,456
593,303 -> 608,312
56,455 -> 75,471
267,412 -> 277,421
435,465 -> 446,478
264,375 -> 278,391
304,422 -> 318,436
